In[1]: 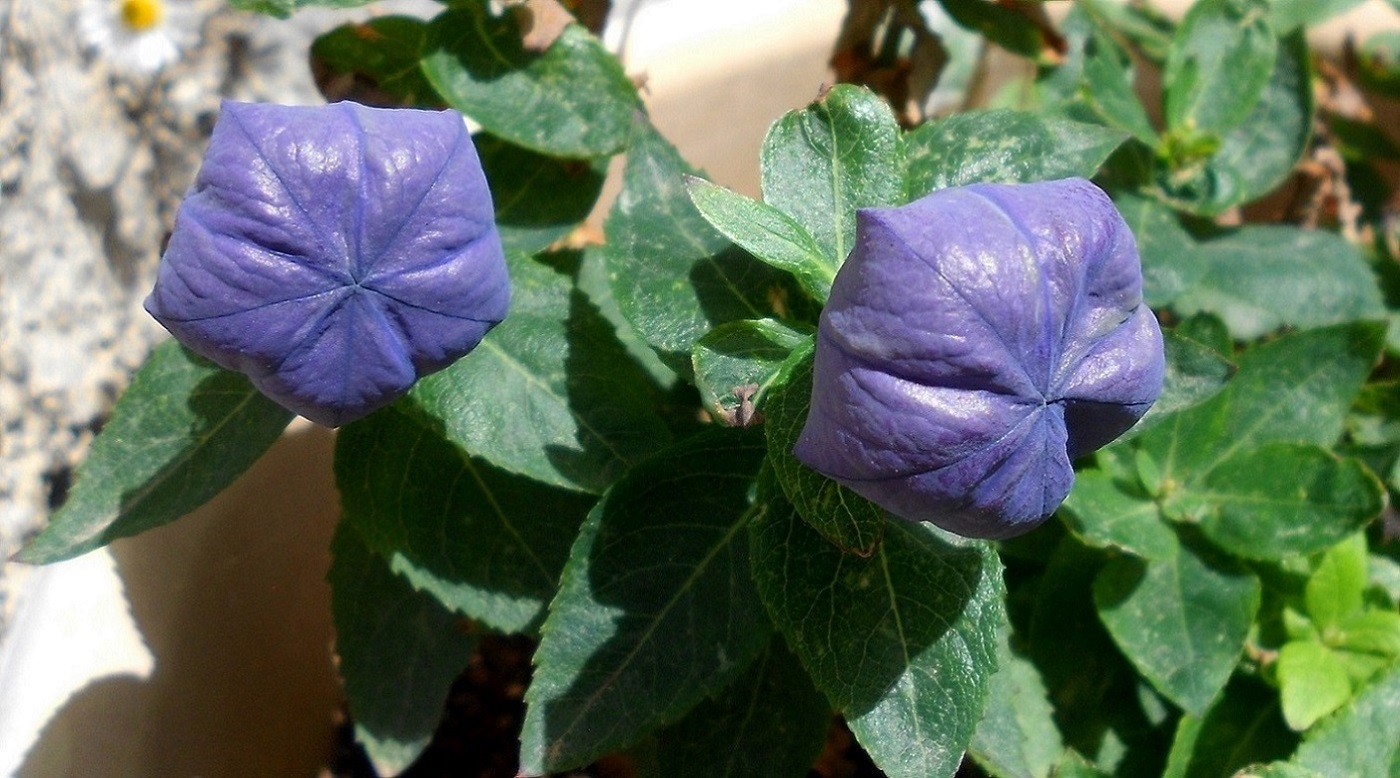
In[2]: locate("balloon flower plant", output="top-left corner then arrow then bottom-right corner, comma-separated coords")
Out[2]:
22,2 -> 1400,777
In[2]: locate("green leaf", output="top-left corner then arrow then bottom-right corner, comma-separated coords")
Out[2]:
760,84 -> 904,268
1026,537 -> 1145,766
691,318 -> 812,424
1137,322 -> 1385,492
606,118 -> 792,375
1306,534 -> 1370,632
763,346 -> 886,556
328,524 -> 477,776
1174,313 -> 1233,357
1294,665 -> 1400,774
1053,749 -> 1115,778
18,341 -> 292,563
1335,610 -> 1400,657
751,485 -> 1004,778
938,0 -> 1057,60
1130,328 -> 1235,435
519,428 -> 772,773
1079,30 -> 1159,145
1060,470 -> 1175,561
969,640 -> 1063,778
1174,226 -> 1385,340
310,16 -> 440,106
1162,0 -> 1276,138
1113,192 -> 1206,309
479,135 -> 606,256
1278,641 -> 1355,731
1232,764 -> 1326,778
1094,532 -> 1261,714
575,245 -> 677,390
1162,675 -> 1296,778
1163,30 -> 1313,216
685,177 -> 835,301
334,406 -> 591,633
1270,0 -> 1365,32
421,5 -> 639,158
906,109 -> 1128,196
409,251 -> 671,494
229,0 -> 374,18
655,637 -> 831,778
1194,444 -> 1384,561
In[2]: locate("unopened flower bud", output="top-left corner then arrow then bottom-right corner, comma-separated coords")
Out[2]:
794,178 -> 1163,539
146,101 -> 510,427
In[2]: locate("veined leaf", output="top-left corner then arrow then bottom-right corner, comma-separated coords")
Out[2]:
19,341 -> 291,563
520,428 -> 772,773
751,482 -> 1003,778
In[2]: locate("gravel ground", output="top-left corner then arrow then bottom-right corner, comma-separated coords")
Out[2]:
0,0 -> 431,639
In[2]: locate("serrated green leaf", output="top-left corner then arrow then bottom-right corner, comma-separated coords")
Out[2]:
334,406 -> 590,633
763,346 -> 886,556
229,0 -> 373,19
655,637 -> 831,778
1306,534 -> 1370,632
760,85 -> 904,269
1175,226 -> 1385,340
1162,0 -> 1276,138
328,523 -> 477,776
520,428 -> 772,773
906,109 -> 1128,196
409,251 -> 671,494
1138,323 -> 1385,492
751,484 -> 1003,778
575,245 -> 676,390
1094,532 -> 1261,714
691,318 -> 812,424
1195,445 -> 1384,561
1162,675 -> 1295,778
479,135 -> 606,255
1060,470 -> 1175,560
311,16 -> 440,106
606,118 -> 792,375
19,341 -> 292,564
969,639 -> 1063,778
685,177 -> 835,301
1293,664 -> 1400,774
422,6 -> 638,158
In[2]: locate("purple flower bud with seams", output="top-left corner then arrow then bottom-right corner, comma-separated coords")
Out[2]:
794,178 -> 1164,539
145,100 -> 510,427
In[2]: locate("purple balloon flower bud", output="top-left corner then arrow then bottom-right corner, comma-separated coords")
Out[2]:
145,101 -> 510,427
794,178 -> 1164,539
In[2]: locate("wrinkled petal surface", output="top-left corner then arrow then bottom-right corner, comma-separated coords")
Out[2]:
795,178 -> 1164,539
145,100 -> 510,426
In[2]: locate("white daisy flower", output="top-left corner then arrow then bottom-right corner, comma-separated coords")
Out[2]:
79,0 -> 199,76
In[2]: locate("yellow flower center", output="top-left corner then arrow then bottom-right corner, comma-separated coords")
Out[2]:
119,0 -> 165,32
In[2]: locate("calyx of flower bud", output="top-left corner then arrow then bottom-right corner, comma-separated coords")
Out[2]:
145,100 -> 510,427
794,178 -> 1164,539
